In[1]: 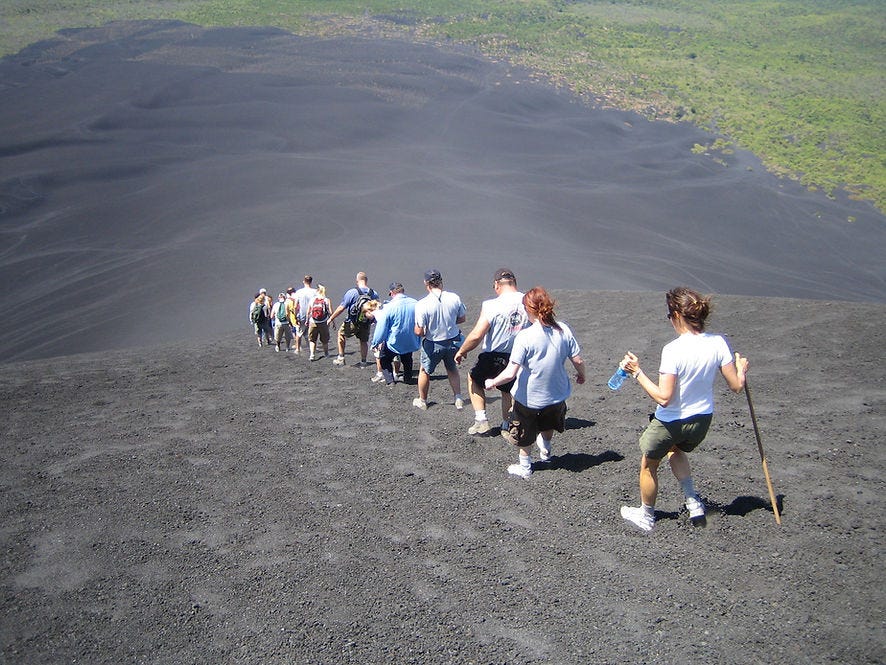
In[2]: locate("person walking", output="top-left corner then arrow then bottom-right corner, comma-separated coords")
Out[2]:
328,272 -> 379,366
307,284 -> 333,361
413,269 -> 466,410
271,292 -> 294,352
454,268 -> 528,435
484,286 -> 585,478
618,286 -> 749,532
249,291 -> 271,347
292,275 -> 317,355
370,283 -> 420,385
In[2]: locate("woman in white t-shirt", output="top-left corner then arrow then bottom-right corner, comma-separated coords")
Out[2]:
485,286 -> 585,478
619,287 -> 748,532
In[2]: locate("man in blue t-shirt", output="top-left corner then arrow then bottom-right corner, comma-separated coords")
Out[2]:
328,272 -> 379,366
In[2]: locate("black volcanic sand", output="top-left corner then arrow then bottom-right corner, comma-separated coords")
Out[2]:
1,290 -> 884,664
0,20 -> 884,364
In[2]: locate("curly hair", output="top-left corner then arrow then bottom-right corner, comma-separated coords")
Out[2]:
666,286 -> 712,332
523,286 -> 561,331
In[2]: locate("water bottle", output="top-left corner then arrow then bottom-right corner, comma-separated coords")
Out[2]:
608,364 -> 629,391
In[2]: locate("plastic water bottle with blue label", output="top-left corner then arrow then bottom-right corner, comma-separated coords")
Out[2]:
608,362 -> 629,391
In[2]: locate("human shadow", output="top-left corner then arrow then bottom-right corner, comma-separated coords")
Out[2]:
564,416 -> 596,430
708,494 -> 785,518
543,449 -> 623,473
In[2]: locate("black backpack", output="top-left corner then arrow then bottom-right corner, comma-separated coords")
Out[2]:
251,302 -> 266,325
347,289 -> 376,323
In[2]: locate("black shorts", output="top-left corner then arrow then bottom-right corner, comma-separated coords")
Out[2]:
503,400 -> 568,448
469,352 -> 515,392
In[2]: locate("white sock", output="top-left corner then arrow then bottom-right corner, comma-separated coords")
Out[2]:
519,454 -> 532,469
474,409 -> 487,422
641,503 -> 655,517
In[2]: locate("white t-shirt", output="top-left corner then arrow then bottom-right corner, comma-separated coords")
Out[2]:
414,290 -> 465,341
510,320 -> 581,409
294,286 -> 318,322
480,290 -> 528,354
655,332 -> 734,422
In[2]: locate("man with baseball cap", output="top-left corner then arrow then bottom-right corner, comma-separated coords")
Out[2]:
454,268 -> 528,434
412,269 -> 466,410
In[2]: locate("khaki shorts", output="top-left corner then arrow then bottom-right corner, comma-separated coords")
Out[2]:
503,400 -> 567,448
309,322 -> 330,344
639,413 -> 713,460
338,321 -> 371,343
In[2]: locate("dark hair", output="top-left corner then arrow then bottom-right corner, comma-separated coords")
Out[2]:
523,286 -> 561,331
666,287 -> 712,332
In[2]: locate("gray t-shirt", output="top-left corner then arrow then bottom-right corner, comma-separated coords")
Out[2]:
480,290 -> 528,353
414,290 -> 466,341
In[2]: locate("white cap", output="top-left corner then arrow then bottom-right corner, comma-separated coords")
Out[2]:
259,288 -> 267,294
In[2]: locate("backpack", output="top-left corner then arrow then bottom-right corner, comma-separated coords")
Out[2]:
310,297 -> 329,322
251,302 -> 266,325
276,301 -> 289,323
348,289 -> 375,324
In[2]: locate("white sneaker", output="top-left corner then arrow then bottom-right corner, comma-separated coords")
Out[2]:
620,506 -> 654,532
507,462 -> 532,479
371,372 -> 385,383
275,344 -> 280,352
392,373 -> 403,383
536,434 -> 552,462
332,356 -> 345,366
468,420 -> 491,435
685,496 -> 705,519
309,354 -> 318,361
454,397 -> 464,410
412,398 -> 428,411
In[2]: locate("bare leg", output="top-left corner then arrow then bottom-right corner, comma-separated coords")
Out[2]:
639,455 -> 662,507
468,373 -> 486,412
446,367 -> 461,399
418,370 -> 430,401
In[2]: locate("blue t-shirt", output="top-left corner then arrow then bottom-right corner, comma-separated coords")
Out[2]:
371,294 -> 421,354
510,320 -> 581,409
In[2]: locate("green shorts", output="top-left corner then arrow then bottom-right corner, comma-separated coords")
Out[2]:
639,413 -> 713,460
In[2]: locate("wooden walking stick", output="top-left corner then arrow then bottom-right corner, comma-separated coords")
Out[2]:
744,378 -> 782,524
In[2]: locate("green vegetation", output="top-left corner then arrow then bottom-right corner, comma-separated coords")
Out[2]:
3,0 -> 884,212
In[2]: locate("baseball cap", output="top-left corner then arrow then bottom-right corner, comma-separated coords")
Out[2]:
259,288 -> 267,294
494,268 -> 515,282
389,282 -> 403,293
424,269 -> 442,282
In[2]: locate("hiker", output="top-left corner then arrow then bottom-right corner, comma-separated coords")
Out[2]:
307,284 -> 333,361
249,292 -> 271,347
412,269 -> 467,411
454,268 -> 528,435
618,287 -> 749,532
271,292 -> 294,352
369,283 -> 420,386
485,286 -> 585,478
328,272 -> 380,366
292,275 -> 318,355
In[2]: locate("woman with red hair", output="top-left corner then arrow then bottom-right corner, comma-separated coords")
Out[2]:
485,286 -> 585,478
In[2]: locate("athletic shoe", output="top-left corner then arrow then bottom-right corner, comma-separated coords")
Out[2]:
371,372 -> 386,383
536,434 -> 552,462
620,505 -> 654,532
309,354 -> 319,361
454,397 -> 464,410
468,420 -> 491,435
332,356 -> 345,366
275,344 -> 280,353
412,398 -> 428,411
392,373 -> 403,383
507,463 -> 532,479
685,496 -> 705,519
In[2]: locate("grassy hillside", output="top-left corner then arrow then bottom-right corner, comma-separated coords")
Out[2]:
3,0 -> 884,212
